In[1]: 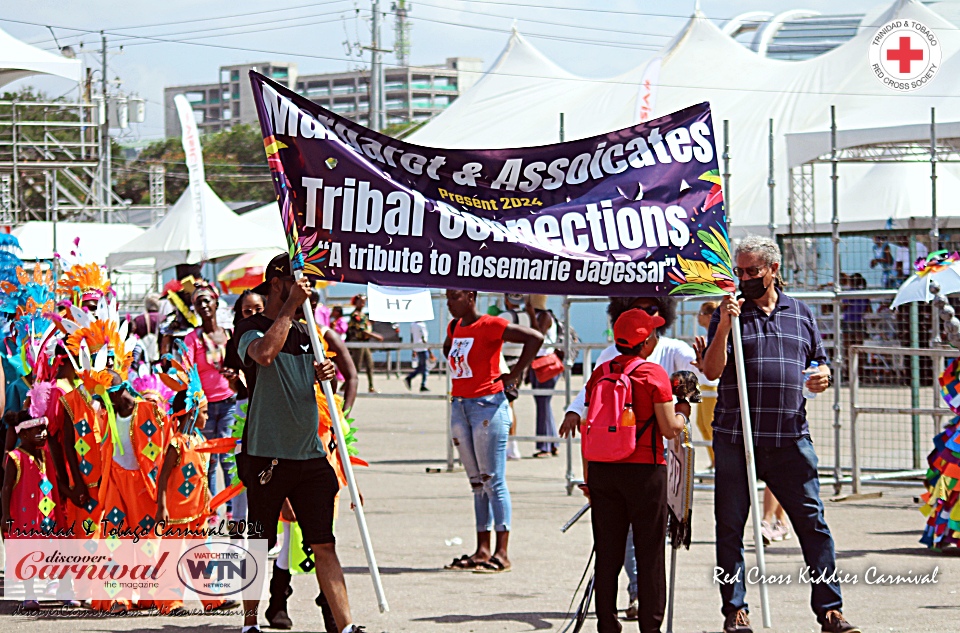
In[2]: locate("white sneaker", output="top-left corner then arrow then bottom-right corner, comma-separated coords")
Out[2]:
506,440 -> 522,461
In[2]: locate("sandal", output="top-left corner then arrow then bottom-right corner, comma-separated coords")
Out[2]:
532,450 -> 551,458
473,556 -> 511,574
444,555 -> 480,571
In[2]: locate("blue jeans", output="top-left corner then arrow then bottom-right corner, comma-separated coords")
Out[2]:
530,371 -> 559,452
406,351 -> 429,388
203,397 -> 237,512
714,435 -> 842,624
450,392 -> 512,532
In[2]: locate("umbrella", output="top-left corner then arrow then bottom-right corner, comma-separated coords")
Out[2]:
217,250 -> 332,295
890,251 -> 960,309
217,251 -> 279,295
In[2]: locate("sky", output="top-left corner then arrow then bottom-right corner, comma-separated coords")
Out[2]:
2,0 -> 898,140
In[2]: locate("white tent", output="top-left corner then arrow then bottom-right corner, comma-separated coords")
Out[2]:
106,182 -> 286,270
239,202 -> 285,232
0,26 -> 82,88
408,0 -> 960,231
13,221 -> 144,263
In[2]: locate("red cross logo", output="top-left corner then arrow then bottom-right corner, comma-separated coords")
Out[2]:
886,36 -> 924,73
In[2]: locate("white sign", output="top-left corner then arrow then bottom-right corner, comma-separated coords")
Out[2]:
366,283 -> 435,323
174,93 -> 208,260
869,19 -> 941,93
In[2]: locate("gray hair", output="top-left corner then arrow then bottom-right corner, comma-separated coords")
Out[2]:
735,235 -> 781,267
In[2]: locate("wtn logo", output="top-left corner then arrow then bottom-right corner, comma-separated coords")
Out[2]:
176,542 -> 263,597
184,559 -> 247,581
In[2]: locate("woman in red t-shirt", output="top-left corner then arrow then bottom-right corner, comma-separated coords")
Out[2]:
577,308 -> 689,633
442,289 -> 542,574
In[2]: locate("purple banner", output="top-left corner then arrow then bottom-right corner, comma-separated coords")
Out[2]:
251,72 -> 733,297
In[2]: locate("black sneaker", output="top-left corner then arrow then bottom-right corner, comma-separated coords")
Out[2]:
404,376 -> 412,390
266,608 -> 292,630
316,591 -> 339,633
344,627 -> 366,633
420,385 -> 430,392
821,610 -> 861,633
723,608 -> 753,633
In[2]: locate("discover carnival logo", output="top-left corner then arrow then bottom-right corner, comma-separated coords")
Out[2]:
869,19 -> 941,92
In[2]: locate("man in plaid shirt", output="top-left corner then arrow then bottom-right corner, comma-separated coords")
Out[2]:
700,236 -> 859,633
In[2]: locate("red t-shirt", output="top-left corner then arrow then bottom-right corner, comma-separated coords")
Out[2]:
448,315 -> 508,398
583,355 -> 673,465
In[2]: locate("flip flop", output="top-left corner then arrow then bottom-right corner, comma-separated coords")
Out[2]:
444,555 -> 479,571
473,556 -> 511,574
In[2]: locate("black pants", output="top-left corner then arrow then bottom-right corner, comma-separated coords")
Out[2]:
589,462 -> 667,633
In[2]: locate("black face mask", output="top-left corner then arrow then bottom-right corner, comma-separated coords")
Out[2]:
738,276 -> 768,300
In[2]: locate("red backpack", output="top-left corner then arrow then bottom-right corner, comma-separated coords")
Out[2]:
582,357 -> 659,462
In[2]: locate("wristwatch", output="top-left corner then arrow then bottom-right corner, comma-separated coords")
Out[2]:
827,373 -> 835,387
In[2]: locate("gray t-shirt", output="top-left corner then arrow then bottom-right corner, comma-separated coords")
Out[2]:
236,314 -> 324,461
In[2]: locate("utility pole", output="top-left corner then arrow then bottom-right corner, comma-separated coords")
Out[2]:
392,0 -> 411,67
100,31 -> 110,220
369,1 -> 384,131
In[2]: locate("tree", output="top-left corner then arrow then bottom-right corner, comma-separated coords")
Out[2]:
114,124 -> 273,204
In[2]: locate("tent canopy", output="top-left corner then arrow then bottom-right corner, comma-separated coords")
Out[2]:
13,221 -> 144,264
106,182 -> 286,270
0,26 -> 82,88
408,0 -> 960,231
785,121 -> 960,169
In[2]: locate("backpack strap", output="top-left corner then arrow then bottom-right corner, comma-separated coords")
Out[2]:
635,415 -> 659,461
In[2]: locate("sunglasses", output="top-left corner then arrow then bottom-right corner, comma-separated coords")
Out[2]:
733,266 -> 766,278
635,305 -> 660,316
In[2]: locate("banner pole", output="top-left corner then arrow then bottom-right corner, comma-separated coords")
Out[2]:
295,270 -> 389,613
730,312 -> 771,628
563,295 -> 574,495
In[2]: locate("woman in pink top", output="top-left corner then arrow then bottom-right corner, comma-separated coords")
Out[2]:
183,283 -> 236,518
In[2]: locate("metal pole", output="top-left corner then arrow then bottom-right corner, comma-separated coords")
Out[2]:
101,32 -> 111,222
768,118 -> 776,238
722,120 -> 731,227
830,106 -> 843,494
665,547 -> 678,633
850,349 -> 860,494
52,171 -> 59,285
909,236 -> 921,469
370,1 -> 383,132
931,107 -> 939,253
440,297 -> 455,472
730,315 -> 772,628
295,270 -> 389,613
563,295 -> 574,495
559,112 -> 565,143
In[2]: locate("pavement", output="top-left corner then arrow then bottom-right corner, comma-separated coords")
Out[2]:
3,373 -> 959,632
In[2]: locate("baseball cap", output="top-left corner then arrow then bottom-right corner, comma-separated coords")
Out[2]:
505,293 -> 524,304
613,308 -> 665,349
252,253 -> 293,296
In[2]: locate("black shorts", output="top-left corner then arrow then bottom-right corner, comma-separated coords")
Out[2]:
236,453 -> 340,548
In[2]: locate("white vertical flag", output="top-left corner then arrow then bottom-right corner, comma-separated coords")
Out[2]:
174,94 -> 208,262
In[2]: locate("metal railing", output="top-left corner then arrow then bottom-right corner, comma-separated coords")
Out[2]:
849,345 -> 954,493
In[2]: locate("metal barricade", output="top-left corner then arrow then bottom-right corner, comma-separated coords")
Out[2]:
849,345 -> 954,493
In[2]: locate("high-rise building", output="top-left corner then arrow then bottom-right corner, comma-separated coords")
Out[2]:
164,57 -> 482,137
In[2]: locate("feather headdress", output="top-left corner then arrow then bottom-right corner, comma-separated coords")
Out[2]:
0,266 -> 59,376
160,339 -> 207,432
57,296 -> 134,373
58,262 -> 113,306
131,364 -> 175,405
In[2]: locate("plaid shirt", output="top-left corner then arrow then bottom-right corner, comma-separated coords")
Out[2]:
708,290 -> 828,447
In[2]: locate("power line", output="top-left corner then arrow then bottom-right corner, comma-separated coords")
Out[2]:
394,13 -> 663,51
24,0 -> 353,47
414,0 -> 671,39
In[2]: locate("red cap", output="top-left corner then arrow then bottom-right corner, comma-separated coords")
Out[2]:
614,308 -> 665,348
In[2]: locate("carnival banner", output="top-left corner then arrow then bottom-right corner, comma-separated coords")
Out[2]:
250,72 -> 733,297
